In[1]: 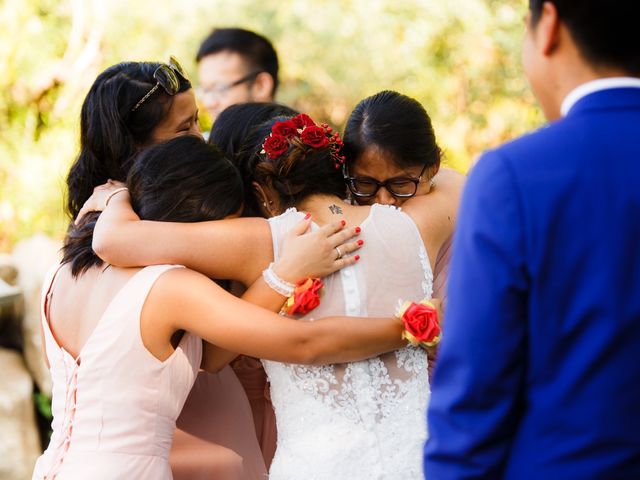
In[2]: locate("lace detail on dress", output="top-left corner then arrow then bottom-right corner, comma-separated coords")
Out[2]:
418,235 -> 434,299
265,205 -> 431,479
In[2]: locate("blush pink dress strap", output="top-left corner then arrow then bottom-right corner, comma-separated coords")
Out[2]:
33,264 -> 202,480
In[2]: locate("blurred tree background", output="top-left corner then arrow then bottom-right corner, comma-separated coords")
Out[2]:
0,0 -> 543,252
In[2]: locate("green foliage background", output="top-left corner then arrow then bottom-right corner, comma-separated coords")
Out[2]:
0,0 -> 542,252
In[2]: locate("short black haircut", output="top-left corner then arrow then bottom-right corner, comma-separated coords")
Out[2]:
529,0 -> 639,74
196,28 -> 279,95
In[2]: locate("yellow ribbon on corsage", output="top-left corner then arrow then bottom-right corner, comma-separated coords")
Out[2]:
281,278 -> 324,316
396,299 -> 441,349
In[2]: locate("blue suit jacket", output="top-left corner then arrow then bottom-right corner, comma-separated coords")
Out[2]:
424,87 -> 640,479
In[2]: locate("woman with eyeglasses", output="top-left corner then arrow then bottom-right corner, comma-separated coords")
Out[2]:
85,107 -> 461,479
343,90 -> 460,316
43,60 -> 366,480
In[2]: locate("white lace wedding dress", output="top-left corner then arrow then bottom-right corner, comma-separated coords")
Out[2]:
265,204 -> 432,480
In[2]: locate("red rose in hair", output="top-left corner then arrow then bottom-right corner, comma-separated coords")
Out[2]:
400,300 -> 441,347
284,278 -> 324,315
291,113 -> 316,129
263,134 -> 289,159
301,125 -> 330,148
272,120 -> 298,138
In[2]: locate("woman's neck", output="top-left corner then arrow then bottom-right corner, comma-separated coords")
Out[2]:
296,194 -> 367,227
296,194 -> 345,223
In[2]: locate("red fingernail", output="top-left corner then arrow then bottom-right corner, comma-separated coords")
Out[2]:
355,255 -> 360,261
355,226 -> 361,233
341,220 -> 346,227
357,239 -> 364,246
304,213 -> 311,220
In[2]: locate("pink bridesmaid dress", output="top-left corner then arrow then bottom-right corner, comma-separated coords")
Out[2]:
170,367 -> 269,480
33,265 -> 201,480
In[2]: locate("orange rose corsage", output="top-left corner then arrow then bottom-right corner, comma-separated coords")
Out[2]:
281,278 -> 324,315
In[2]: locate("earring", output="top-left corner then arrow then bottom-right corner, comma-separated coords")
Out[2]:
262,202 -> 267,207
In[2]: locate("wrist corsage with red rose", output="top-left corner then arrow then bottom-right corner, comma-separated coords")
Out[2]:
281,277 -> 325,315
396,298 -> 441,349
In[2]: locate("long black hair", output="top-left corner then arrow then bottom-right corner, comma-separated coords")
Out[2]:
66,61 -> 192,220
62,136 -> 243,277
343,90 -> 441,172
210,102 -> 299,215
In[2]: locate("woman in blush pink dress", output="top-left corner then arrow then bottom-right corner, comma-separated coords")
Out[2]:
33,136 -> 407,480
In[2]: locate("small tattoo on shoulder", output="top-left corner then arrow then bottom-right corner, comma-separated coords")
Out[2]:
329,204 -> 343,214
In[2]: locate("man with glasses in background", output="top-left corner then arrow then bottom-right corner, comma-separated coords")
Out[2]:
196,27 -> 279,122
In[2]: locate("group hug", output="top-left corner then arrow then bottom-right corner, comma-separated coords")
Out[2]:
32,1 -> 640,479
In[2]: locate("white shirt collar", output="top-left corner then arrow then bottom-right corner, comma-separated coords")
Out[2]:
561,77 -> 640,116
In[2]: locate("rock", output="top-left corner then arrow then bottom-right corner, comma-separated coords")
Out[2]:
11,234 -> 62,395
0,348 -> 41,480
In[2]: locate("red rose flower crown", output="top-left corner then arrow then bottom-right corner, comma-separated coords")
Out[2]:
261,113 -> 346,170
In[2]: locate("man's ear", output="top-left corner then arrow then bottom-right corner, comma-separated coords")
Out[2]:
251,72 -> 276,102
536,1 -> 561,56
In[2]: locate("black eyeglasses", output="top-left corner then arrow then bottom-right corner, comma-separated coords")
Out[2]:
197,71 -> 261,100
131,56 -> 190,112
345,162 -> 430,199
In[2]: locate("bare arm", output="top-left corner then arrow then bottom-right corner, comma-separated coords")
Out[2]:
93,192 -> 273,286
92,191 -> 361,287
145,268 -> 405,365
200,275 -> 290,372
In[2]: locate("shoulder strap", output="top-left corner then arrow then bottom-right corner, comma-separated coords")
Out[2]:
40,263 -> 65,335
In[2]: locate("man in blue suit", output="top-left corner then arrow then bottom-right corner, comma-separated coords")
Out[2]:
424,1 -> 640,478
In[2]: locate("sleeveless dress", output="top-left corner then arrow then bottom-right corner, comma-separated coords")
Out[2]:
264,205 -> 432,480
32,265 -> 202,480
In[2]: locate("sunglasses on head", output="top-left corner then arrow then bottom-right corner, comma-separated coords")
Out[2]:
130,56 -> 190,112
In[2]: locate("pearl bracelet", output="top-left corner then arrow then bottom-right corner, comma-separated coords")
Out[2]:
262,263 -> 296,297
104,187 -> 129,208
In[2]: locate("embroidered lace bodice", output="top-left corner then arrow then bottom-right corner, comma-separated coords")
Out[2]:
265,204 -> 432,480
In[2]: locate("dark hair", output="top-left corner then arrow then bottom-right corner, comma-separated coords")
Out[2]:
529,1 -> 639,74
235,116 -> 347,211
62,136 -> 243,277
196,28 -> 279,95
66,61 -> 192,220
343,90 -> 441,172
210,102 -> 299,215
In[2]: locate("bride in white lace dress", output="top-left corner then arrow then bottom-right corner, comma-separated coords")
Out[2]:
244,113 -> 463,479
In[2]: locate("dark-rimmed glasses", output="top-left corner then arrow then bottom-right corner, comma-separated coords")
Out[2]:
131,56 -> 190,112
345,162 -> 430,198
197,71 -> 261,100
